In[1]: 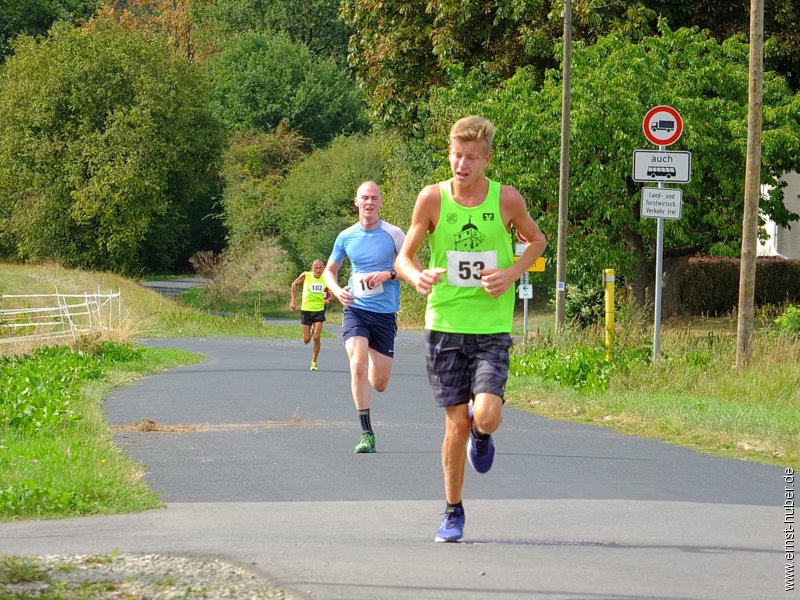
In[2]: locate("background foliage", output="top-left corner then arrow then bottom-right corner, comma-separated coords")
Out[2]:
274,133 -> 384,277
220,123 -> 308,250
205,29 -> 366,147
415,25 -> 800,304
0,0 -> 99,60
0,0 -> 800,304
192,0 -> 351,65
0,17 -> 225,273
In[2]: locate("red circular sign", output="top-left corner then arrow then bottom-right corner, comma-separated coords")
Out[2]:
643,105 -> 683,146
515,229 -> 528,243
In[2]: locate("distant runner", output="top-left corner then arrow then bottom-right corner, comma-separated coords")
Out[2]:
290,259 -> 330,371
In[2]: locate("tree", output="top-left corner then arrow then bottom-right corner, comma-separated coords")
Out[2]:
0,0 -> 98,60
0,17 -> 225,273
341,0 -> 558,130
100,0 -> 199,62
342,0 -> 800,132
192,0 -> 351,65
273,134 -> 384,275
423,25 -> 800,306
220,122 -> 308,250
204,30 -> 367,146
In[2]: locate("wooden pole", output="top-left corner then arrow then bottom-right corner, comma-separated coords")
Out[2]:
736,0 -> 764,367
555,0 -> 572,332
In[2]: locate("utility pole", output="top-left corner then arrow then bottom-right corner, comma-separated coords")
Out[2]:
737,0 -> 764,367
555,0 -> 572,332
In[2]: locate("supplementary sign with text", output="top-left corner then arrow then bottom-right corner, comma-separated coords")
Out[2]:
641,187 -> 682,220
632,150 -> 691,183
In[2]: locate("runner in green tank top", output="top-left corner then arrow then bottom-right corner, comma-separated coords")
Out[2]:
290,259 -> 330,371
395,115 -> 547,543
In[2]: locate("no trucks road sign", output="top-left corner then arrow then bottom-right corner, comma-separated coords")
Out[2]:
643,105 -> 683,146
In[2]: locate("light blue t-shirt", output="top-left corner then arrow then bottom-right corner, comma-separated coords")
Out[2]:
329,220 -> 405,313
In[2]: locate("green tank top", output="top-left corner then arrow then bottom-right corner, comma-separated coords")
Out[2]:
425,179 -> 515,333
301,272 -> 326,312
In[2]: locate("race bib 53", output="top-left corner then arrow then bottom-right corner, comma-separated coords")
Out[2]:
446,250 -> 498,287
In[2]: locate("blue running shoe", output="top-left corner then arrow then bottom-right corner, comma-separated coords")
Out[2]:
435,506 -> 465,543
468,404 -> 495,473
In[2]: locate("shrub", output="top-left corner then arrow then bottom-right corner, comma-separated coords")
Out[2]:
564,284 -> 606,328
680,256 -> 800,315
776,304 -> 800,335
220,124 -> 308,250
0,343 -> 142,431
274,134 -> 384,277
510,343 -> 650,393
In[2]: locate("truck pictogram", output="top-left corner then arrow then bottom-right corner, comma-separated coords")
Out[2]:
651,119 -> 675,133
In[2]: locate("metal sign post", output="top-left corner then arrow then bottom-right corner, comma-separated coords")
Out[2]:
635,106 -> 690,363
653,169 -> 665,360
515,240 -> 532,340
514,236 -> 543,342
521,271 -> 531,340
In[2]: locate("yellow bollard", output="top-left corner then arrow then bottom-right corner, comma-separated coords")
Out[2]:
603,269 -> 615,362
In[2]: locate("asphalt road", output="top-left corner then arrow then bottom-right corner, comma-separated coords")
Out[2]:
0,331 -> 786,600
138,277 -> 210,299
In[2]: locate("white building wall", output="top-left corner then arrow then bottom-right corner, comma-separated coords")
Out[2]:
759,173 -> 800,259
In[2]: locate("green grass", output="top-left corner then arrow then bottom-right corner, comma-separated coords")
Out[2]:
0,260 -> 307,343
0,257 -> 325,521
0,554 -> 49,585
0,343 -> 202,521
507,316 -> 800,468
176,287 -> 340,336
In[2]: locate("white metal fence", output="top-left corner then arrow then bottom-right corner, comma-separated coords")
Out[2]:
0,289 -> 122,344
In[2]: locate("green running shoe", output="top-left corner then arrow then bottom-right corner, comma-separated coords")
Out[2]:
354,433 -> 376,453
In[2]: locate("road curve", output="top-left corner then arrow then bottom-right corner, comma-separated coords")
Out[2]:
0,333 -> 785,600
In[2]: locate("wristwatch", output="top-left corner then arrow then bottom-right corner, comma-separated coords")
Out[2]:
389,268 -> 397,280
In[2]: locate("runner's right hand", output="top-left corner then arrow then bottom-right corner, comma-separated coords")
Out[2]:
414,268 -> 446,296
337,285 -> 355,308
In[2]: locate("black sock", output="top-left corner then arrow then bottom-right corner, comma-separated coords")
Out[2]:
358,409 -> 373,434
447,501 -> 463,512
471,421 -> 490,440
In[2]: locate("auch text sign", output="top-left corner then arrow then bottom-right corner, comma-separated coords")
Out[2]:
633,150 -> 691,183
641,187 -> 682,220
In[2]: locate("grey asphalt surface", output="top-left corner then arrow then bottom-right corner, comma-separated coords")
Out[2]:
139,278 -> 210,299
0,329 -> 786,599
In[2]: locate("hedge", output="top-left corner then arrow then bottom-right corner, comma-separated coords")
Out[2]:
680,256 -> 800,315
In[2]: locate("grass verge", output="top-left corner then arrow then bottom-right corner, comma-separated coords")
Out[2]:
0,343 -> 203,521
507,316 -> 800,469
0,260 -> 310,344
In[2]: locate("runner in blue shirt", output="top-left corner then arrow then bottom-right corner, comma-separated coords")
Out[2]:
324,181 -> 405,453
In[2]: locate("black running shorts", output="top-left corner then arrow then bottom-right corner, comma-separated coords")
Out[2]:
425,330 -> 513,408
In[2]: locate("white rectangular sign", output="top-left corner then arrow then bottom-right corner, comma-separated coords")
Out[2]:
641,187 -> 683,220
518,284 -> 533,299
633,150 -> 691,183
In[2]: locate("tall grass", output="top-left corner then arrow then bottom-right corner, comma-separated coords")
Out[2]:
0,259 -> 306,353
507,308 -> 800,467
183,238 -> 343,327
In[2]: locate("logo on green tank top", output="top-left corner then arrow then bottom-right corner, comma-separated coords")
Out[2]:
453,216 -> 486,251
